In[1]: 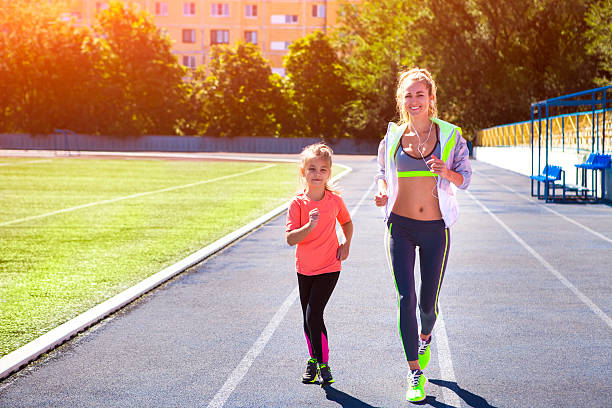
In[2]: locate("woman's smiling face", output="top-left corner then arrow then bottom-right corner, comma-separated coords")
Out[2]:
403,80 -> 433,119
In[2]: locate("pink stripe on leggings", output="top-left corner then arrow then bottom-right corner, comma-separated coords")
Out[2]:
304,330 -> 314,358
321,332 -> 329,363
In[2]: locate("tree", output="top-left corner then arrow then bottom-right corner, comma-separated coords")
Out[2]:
332,0 -> 423,140
194,42 -> 284,137
93,0 -> 186,135
0,0 -> 101,134
284,31 -> 355,140
585,0 -> 612,85
415,0 -> 599,136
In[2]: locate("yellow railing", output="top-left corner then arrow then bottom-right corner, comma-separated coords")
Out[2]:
477,111 -> 612,152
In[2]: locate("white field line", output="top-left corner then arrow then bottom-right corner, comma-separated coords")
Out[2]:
473,169 -> 612,244
0,163 -> 352,382
56,151 -> 300,163
207,178 -> 370,408
0,159 -> 52,166
433,311 -> 461,407
0,164 -> 276,227
466,189 -> 612,330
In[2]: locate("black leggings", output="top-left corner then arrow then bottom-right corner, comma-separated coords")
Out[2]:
297,271 -> 340,364
385,212 -> 450,362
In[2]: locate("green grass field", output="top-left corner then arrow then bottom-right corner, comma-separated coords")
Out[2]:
0,156 -> 305,357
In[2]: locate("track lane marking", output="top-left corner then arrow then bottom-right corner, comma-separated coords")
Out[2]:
0,164 -> 276,227
466,189 -> 612,330
206,178 -> 372,408
473,169 -> 612,244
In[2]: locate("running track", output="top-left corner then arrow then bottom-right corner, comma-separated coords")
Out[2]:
1,156 -> 611,407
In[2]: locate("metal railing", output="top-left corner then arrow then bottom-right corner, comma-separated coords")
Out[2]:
477,109 -> 612,153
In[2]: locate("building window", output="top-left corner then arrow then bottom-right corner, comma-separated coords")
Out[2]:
211,3 -> 230,17
245,4 -> 257,17
183,2 -> 196,16
211,30 -> 229,44
270,41 -> 291,51
312,5 -> 326,18
272,68 -> 286,76
271,14 -> 298,24
155,2 -> 168,16
244,31 -> 257,45
182,55 -> 197,69
182,29 -> 196,43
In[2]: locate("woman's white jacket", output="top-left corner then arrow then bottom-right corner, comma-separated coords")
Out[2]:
375,117 -> 472,228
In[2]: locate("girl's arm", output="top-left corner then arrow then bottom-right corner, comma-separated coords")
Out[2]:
336,220 -> 353,261
286,208 -> 318,246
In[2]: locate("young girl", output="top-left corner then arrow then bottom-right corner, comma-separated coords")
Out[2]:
286,143 -> 353,386
374,68 -> 471,402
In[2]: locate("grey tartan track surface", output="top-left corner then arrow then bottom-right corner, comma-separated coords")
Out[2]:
1,156 -> 611,408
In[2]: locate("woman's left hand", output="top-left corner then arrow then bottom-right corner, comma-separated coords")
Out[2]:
426,154 -> 449,179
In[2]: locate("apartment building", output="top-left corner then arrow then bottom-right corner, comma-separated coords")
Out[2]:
67,0 -> 361,75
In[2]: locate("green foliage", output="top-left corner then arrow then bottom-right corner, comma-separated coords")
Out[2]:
417,0 -> 599,136
0,0 -> 100,134
333,0 -> 423,139
0,0 -> 186,136
333,0 -> 603,140
185,42 -> 284,137
284,31 -> 355,139
585,0 -> 612,85
92,1 -> 187,135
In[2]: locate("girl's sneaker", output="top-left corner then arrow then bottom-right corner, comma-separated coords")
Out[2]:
318,363 -> 335,386
406,369 -> 427,402
302,358 -> 318,383
418,336 -> 432,369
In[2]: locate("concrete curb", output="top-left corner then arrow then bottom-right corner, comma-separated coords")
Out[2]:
0,163 -> 352,381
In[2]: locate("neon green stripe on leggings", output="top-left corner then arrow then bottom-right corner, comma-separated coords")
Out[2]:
386,222 -> 408,361
434,228 -> 449,319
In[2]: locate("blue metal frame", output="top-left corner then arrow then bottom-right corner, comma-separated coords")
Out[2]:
530,85 -> 612,202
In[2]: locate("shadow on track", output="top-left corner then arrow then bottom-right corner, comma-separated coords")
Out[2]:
429,379 -> 498,408
323,385 -> 381,407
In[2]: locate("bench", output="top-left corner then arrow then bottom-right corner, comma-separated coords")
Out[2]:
530,165 -> 566,201
574,153 -> 611,200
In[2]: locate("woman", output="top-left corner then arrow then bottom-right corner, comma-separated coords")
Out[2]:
374,68 -> 472,402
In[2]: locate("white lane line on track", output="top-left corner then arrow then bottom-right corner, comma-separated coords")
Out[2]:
466,189 -> 612,330
206,180 -> 373,408
434,311 -> 461,408
0,159 -> 52,166
0,164 -> 275,227
473,169 -> 612,244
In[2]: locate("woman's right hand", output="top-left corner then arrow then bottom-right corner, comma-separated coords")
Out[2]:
374,191 -> 388,207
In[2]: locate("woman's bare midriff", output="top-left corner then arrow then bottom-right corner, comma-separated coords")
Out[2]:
392,177 -> 442,220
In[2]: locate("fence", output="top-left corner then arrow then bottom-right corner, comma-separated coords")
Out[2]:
476,109 -> 612,154
0,133 -> 379,155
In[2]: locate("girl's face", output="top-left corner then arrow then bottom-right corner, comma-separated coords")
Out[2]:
302,156 -> 331,189
403,80 -> 433,119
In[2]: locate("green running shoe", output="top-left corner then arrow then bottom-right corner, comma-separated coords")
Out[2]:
418,336 -> 432,369
406,369 -> 427,402
302,358 -> 318,383
318,363 -> 335,386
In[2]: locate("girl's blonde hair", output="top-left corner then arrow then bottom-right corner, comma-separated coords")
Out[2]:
299,143 -> 339,193
396,67 -> 438,124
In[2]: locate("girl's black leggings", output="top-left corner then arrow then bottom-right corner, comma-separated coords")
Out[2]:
385,212 -> 450,362
297,271 -> 340,364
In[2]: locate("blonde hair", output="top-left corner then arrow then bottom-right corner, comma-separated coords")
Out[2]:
396,67 -> 438,124
299,143 -> 339,193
